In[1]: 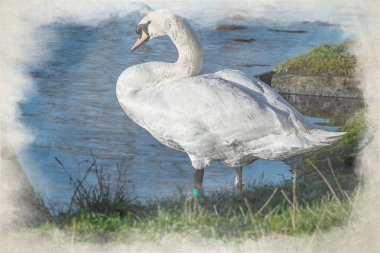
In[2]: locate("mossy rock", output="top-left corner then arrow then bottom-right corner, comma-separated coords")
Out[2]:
272,41 -> 361,98
271,74 -> 361,98
275,41 -> 356,77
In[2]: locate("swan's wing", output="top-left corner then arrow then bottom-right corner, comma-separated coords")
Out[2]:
124,70 -> 319,164
212,69 -> 315,130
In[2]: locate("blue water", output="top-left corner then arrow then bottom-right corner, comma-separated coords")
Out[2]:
19,11 -> 347,204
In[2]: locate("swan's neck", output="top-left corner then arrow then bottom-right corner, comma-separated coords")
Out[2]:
168,17 -> 203,78
117,17 -> 203,95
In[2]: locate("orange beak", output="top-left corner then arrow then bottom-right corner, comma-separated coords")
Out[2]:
131,30 -> 150,51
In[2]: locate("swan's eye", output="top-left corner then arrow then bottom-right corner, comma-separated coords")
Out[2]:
135,21 -> 151,38
136,24 -> 143,36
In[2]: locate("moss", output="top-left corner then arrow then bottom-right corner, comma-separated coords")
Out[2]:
274,41 -> 356,77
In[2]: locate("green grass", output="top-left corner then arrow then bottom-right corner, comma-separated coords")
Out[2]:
9,161 -> 358,244
41,169 -> 356,243
63,195 -> 352,243
274,41 -> 356,77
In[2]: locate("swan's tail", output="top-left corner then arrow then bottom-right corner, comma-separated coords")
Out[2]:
273,129 -> 346,160
277,129 -> 346,160
241,129 -> 346,161
307,129 -> 346,146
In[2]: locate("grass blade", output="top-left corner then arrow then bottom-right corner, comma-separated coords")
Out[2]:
257,188 -> 278,214
307,159 -> 341,204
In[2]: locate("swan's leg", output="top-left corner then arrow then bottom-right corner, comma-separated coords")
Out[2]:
235,166 -> 243,192
193,169 -> 204,197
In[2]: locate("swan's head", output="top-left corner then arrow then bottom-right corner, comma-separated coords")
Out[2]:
131,9 -> 177,51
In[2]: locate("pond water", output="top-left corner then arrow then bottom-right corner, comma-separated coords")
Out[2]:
19,9 -> 362,205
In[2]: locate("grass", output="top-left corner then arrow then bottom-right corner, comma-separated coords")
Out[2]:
38,165 -> 357,243
52,155 -> 140,222
274,41 -> 356,77
63,194 -> 352,243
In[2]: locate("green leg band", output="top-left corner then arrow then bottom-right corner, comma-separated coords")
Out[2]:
192,187 -> 200,197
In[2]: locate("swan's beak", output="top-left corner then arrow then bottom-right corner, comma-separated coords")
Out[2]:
131,31 -> 150,51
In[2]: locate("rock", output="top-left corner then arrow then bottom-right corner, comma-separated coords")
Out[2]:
271,73 -> 362,98
236,63 -> 270,68
215,24 -> 247,30
281,93 -> 365,124
268,28 -> 307,33
233,38 -> 256,43
254,71 -> 275,85
301,21 -> 340,27
229,15 -> 246,21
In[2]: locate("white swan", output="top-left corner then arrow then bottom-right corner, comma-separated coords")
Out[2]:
116,9 -> 345,196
